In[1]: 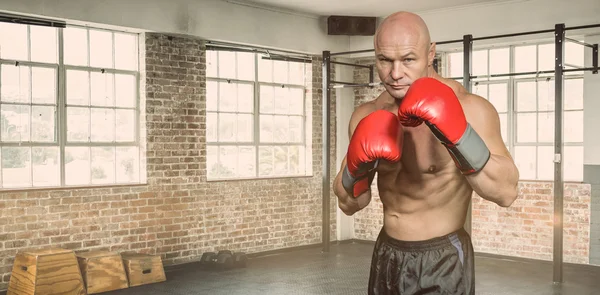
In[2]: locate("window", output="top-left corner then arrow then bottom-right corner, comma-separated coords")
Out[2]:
443,41 -> 584,182
205,49 -> 311,180
0,22 -> 142,189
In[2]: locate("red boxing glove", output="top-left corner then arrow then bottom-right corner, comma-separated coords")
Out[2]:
342,110 -> 403,197
398,77 -> 490,174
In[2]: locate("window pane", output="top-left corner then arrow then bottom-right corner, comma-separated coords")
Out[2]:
274,146 -> 288,175
32,146 -> 59,187
260,85 -> 274,114
31,106 -> 56,142
564,146 -> 583,181
116,109 -> 135,142
516,81 -> 536,112
238,146 -> 256,177
32,67 -> 57,104
488,84 -> 507,112
116,146 -> 139,183
289,88 -> 304,115
565,79 -> 583,110
489,48 -> 509,76
219,82 -> 236,112
206,145 -> 218,179
566,42 -> 584,68
499,113 -> 507,143
218,113 -> 236,142
237,114 -> 253,142
537,79 -> 555,111
1,104 -> 30,142
206,112 -> 217,142
0,23 -> 28,61
273,115 -> 288,143
64,27 -> 89,66
206,50 -> 218,78
289,146 -> 300,175
91,72 -> 115,107
517,113 -> 537,143
258,146 -> 273,176
30,26 -> 58,63
273,87 -> 290,114
259,115 -> 273,143
564,111 -> 583,143
91,108 -> 115,142
289,116 -> 303,143
238,84 -> 254,113
218,51 -> 236,79
206,81 -> 218,111
537,112 -> 554,143
538,44 -> 554,72
473,84 -> 487,99
289,62 -> 306,85
1,65 -> 31,103
67,107 -> 90,142
515,146 -> 536,180
67,70 -> 90,106
115,74 -> 136,108
273,60 -> 288,84
2,147 -> 31,188
537,146 -> 554,181
237,52 -> 255,81
515,45 -> 537,73
91,147 -> 115,184
65,147 -> 90,185
219,146 -> 237,178
448,52 -> 463,78
114,33 -> 138,71
472,50 -> 488,77
258,58 -> 273,82
89,29 -> 113,68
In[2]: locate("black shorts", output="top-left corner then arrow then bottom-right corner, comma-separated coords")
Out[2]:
368,227 -> 475,295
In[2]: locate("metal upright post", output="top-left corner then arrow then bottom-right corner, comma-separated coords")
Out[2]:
322,51 -> 331,253
463,34 -> 473,235
553,23 -> 565,285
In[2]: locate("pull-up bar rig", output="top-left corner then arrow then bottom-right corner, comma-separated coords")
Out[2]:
320,22 -> 600,285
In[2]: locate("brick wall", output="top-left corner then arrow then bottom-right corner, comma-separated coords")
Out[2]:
0,33 -> 337,291
349,57 -> 593,264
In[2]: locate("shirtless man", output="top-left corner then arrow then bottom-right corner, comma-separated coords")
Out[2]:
332,11 -> 520,295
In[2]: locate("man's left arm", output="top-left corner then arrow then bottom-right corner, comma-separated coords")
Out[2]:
461,94 -> 519,207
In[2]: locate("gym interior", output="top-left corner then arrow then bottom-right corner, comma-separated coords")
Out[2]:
0,0 -> 600,294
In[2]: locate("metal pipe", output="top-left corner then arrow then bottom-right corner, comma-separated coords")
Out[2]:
473,29 -> 555,41
369,65 -> 374,84
330,80 -> 362,86
553,23 -> 565,285
330,48 -> 375,56
330,60 -> 372,69
322,51 -> 331,253
463,34 -> 473,236
565,37 -> 595,49
565,23 -> 600,31
593,44 -> 598,74
436,39 -> 463,45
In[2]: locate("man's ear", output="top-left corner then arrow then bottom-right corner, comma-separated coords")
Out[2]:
428,42 -> 436,66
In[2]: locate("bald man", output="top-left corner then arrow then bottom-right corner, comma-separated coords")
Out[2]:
333,11 -> 519,295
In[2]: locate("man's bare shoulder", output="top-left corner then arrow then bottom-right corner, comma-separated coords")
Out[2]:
348,91 -> 395,136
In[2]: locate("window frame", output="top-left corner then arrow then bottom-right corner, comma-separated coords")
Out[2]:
0,23 -> 143,190
205,49 -> 311,181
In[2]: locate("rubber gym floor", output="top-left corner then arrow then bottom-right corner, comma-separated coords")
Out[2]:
18,241 -> 596,295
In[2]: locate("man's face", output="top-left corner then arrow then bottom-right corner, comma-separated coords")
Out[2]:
375,39 -> 432,99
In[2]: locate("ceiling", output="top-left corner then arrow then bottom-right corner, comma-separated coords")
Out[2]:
229,0 -> 517,17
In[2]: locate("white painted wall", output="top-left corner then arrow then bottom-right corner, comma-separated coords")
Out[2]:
584,34 -> 600,165
349,0 -> 600,52
334,60 -> 356,241
0,0 -> 350,54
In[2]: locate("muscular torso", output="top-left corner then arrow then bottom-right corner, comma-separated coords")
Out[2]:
369,77 -> 473,241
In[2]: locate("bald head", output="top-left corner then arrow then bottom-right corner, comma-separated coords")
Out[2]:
374,11 -> 431,52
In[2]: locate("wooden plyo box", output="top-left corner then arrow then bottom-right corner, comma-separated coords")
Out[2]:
121,253 -> 166,287
7,248 -> 86,295
76,251 -> 129,294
